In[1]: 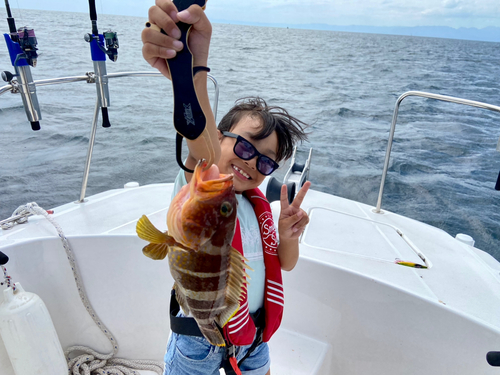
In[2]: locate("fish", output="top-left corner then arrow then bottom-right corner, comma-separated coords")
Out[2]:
136,159 -> 248,346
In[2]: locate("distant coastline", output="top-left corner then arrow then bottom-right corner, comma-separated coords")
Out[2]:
212,20 -> 500,43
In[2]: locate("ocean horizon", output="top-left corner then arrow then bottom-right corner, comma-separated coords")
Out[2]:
1,6 -> 500,43
1,8 -> 499,260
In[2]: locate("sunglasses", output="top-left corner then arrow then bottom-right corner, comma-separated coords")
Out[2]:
222,132 -> 279,176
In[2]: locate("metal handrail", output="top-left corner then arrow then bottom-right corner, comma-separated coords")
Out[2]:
374,91 -> 500,213
1,71 -> 219,203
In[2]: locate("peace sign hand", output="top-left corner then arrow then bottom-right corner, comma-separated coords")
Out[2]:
278,181 -> 311,241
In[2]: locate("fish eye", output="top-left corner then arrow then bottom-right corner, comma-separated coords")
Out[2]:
220,202 -> 233,217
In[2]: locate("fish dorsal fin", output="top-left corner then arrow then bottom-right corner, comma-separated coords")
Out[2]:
137,215 -> 175,244
215,247 -> 249,328
143,243 -> 169,260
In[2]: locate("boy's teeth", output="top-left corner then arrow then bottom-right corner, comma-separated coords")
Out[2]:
233,165 -> 250,179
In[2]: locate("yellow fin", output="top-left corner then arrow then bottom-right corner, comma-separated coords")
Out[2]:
136,215 -> 171,244
214,247 -> 248,327
216,302 -> 239,328
143,243 -> 169,260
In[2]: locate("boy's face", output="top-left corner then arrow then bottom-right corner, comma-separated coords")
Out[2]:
218,115 -> 278,193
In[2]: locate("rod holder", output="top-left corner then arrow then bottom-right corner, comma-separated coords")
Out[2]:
3,33 -> 42,130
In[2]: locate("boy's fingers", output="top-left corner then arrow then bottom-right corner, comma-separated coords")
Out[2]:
149,4 -> 181,39
142,42 -> 177,61
155,0 -> 181,14
292,215 -> 309,233
281,210 -> 304,230
177,5 -> 211,32
280,184 -> 289,210
142,27 -> 184,52
291,181 -> 311,209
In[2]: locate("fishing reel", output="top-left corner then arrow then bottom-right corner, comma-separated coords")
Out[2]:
84,29 -> 119,62
16,27 -> 38,67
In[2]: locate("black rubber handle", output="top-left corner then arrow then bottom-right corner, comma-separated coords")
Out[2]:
88,0 -> 97,22
101,107 -> 110,128
5,0 -> 18,41
166,0 -> 208,141
265,177 -> 295,205
0,251 -> 9,266
495,171 -> 500,191
31,121 -> 41,131
487,352 -> 500,366
167,21 -> 206,140
88,0 -> 98,35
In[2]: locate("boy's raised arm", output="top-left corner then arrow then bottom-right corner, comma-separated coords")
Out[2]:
142,0 -> 220,182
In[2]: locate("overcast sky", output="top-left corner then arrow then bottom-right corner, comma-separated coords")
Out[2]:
3,0 -> 500,29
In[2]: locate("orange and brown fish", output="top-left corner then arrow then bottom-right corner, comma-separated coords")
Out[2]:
136,160 -> 248,346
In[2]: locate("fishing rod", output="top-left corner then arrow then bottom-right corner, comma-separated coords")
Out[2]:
2,0 -> 41,130
84,0 -> 119,128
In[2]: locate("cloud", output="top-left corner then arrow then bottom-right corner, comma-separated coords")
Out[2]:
8,0 -> 500,28
443,0 -> 461,9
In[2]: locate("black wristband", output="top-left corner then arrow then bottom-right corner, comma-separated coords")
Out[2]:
193,66 -> 210,75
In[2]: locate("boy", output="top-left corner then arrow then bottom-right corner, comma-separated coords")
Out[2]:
142,2 -> 311,374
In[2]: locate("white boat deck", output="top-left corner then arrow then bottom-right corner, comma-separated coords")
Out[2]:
1,181 -> 500,374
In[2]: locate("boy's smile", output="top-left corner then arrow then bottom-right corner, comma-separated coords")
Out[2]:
218,116 -> 278,193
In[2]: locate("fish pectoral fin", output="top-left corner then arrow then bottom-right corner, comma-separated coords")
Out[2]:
215,302 -> 239,328
198,322 -> 226,347
143,243 -> 169,260
137,215 -> 173,244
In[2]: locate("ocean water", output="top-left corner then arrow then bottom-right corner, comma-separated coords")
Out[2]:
1,8 -> 499,260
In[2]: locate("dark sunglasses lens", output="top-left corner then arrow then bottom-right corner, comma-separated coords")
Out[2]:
234,138 -> 255,159
258,157 -> 276,175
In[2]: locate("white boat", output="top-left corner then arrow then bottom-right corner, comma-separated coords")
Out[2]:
2,9 -> 500,375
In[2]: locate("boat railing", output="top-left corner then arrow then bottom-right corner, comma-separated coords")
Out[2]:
0,71 -> 219,203
374,90 -> 500,214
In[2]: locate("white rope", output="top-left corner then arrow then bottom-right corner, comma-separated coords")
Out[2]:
19,203 -> 164,375
0,204 -> 33,230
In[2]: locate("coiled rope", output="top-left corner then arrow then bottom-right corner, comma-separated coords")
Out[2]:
6,203 -> 164,375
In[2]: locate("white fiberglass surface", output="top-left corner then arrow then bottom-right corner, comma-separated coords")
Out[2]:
0,235 -> 172,363
281,257 -> 500,375
1,234 -> 500,374
303,206 -> 423,263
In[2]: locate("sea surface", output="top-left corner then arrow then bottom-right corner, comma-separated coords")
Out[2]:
1,8 -> 499,260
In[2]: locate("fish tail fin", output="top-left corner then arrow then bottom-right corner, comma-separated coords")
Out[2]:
199,322 -> 226,347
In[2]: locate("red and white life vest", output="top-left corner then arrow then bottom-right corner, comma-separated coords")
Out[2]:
223,188 -> 284,346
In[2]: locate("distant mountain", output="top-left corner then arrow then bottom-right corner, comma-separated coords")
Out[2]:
213,20 -> 500,43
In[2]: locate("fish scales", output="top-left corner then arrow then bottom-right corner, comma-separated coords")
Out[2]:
136,160 -> 248,346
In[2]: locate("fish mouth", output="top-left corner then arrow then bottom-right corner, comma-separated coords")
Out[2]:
194,160 -> 234,194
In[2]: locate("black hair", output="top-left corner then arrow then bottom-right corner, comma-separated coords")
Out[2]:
217,97 -> 308,162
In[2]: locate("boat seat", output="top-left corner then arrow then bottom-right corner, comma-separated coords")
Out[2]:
268,328 -> 330,374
